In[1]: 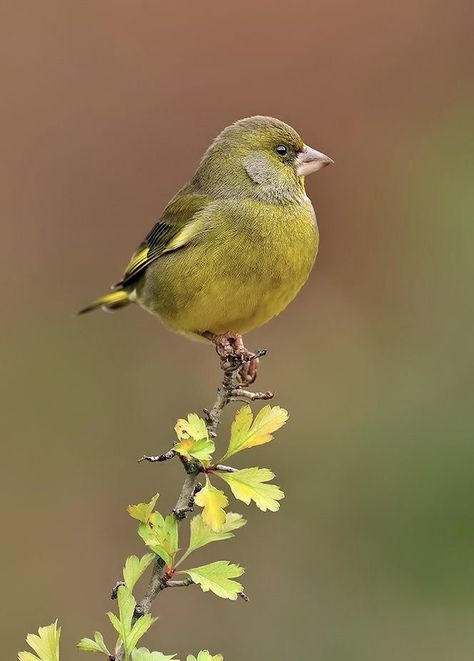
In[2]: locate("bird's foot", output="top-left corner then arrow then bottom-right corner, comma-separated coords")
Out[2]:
202,331 -> 260,385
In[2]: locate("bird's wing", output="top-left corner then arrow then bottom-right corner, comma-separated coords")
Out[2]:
118,191 -> 211,287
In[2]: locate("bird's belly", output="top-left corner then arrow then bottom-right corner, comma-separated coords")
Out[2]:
137,213 -> 318,336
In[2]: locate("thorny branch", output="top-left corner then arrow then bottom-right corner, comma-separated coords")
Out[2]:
114,346 -> 272,661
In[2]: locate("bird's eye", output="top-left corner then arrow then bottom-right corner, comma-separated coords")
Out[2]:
275,144 -> 289,156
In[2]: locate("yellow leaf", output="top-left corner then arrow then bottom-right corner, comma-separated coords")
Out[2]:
175,413 -> 209,442
19,621 -> 60,661
175,438 -> 193,456
217,467 -> 284,512
187,652 -> 224,661
222,405 -> 289,460
176,512 -> 246,566
183,561 -> 244,600
127,493 -> 159,525
174,413 -> 215,464
194,479 -> 228,531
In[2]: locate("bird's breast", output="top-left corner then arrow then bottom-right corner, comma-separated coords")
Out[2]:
138,199 -> 318,335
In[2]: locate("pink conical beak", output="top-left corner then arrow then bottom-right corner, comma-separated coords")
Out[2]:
296,145 -> 334,176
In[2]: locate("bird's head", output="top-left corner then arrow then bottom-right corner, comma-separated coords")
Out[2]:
193,116 -> 333,203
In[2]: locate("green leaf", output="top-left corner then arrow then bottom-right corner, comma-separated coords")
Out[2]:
177,513 -> 246,566
217,467 -> 284,512
174,414 -> 215,464
19,621 -> 61,661
123,553 -> 155,592
132,650 -> 178,661
118,584 -> 136,634
194,479 -> 228,531
107,612 -> 123,638
138,513 -> 179,567
187,653 -> 223,661
175,436 -> 215,464
128,494 -> 160,525
221,405 -> 289,460
128,616 -> 156,654
183,561 -> 244,600
107,586 -> 157,660
163,515 -> 179,557
77,632 -> 110,655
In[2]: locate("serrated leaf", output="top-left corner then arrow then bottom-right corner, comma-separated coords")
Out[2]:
174,414 -> 215,464
19,621 -> 61,661
123,553 -> 155,592
177,513 -> 246,566
217,467 -> 284,512
221,405 -> 288,460
175,437 -> 215,463
138,514 -> 178,567
107,586 -> 157,660
175,413 -> 208,443
163,515 -> 179,557
187,653 -> 223,661
107,586 -> 132,642
132,649 -> 178,661
128,494 -> 159,525
107,612 -> 123,638
118,584 -> 136,633
183,561 -> 244,600
128,615 -> 156,653
194,479 -> 228,531
77,631 -> 110,655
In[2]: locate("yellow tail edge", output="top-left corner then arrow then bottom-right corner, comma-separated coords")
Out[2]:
78,290 -> 130,315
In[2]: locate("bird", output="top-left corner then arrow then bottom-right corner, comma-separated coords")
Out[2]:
79,116 -> 333,383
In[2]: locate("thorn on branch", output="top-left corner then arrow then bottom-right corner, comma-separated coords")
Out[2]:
138,449 -> 177,463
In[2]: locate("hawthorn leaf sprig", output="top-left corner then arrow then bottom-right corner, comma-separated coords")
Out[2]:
19,400 -> 289,660
18,621 -> 61,661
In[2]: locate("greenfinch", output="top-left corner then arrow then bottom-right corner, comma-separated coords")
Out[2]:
80,116 -> 332,380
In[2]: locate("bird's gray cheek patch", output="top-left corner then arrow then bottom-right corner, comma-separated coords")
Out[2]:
243,153 -> 271,184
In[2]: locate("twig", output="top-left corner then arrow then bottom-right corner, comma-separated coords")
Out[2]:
204,349 -> 272,436
165,578 -> 194,588
230,388 -> 273,402
115,347 -> 266,660
138,449 -> 176,463
212,464 -> 238,473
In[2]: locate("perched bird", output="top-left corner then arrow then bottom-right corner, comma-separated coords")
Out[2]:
79,116 -> 333,382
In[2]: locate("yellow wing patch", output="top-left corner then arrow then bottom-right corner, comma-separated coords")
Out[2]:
163,220 -> 204,253
125,246 -> 149,276
120,192 -> 212,285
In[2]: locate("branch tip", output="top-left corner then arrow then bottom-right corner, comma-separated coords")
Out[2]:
138,449 -> 176,463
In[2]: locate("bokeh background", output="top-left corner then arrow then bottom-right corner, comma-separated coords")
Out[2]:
2,1 -> 474,659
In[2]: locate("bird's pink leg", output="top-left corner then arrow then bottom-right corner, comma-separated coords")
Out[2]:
202,331 -> 260,385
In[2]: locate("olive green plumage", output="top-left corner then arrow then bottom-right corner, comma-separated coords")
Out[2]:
79,116 -> 332,338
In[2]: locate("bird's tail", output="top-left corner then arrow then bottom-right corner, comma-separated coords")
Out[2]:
78,289 -> 131,315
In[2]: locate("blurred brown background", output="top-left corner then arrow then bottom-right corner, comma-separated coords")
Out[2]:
2,1 -> 474,659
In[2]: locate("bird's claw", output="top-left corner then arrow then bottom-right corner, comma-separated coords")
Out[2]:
202,331 -> 263,385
